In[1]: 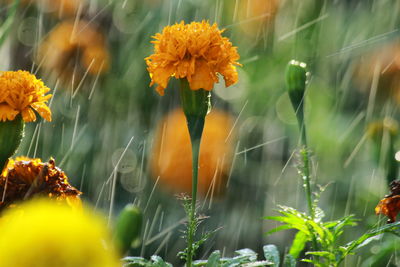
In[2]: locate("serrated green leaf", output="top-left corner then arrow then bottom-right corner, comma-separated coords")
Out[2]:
289,231 -> 308,259
263,244 -> 280,267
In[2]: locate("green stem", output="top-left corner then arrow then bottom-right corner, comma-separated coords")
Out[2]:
0,115 -> 24,171
179,79 -> 209,267
295,101 -> 314,219
295,101 -> 319,253
185,115 -> 205,267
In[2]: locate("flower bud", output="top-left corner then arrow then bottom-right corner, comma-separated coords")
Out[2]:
0,115 -> 24,171
113,204 -> 142,254
285,60 -> 308,112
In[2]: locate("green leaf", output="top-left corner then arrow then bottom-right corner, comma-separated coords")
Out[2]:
150,255 -> 172,267
122,256 -> 148,266
265,224 -> 293,236
206,250 -> 221,267
243,261 -> 274,266
236,248 -> 257,261
263,245 -> 280,267
283,254 -> 296,267
289,231 -> 308,259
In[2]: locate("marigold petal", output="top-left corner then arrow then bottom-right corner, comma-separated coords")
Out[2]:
221,65 -> 239,87
30,102 -> 52,121
21,107 -> 37,122
0,104 -> 18,122
189,59 -> 215,91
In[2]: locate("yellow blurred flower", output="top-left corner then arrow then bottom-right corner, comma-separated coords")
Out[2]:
0,199 -> 121,267
38,20 -> 110,84
0,70 -> 52,122
0,157 -> 81,211
145,21 -> 241,95
150,109 -> 235,196
367,117 -> 399,141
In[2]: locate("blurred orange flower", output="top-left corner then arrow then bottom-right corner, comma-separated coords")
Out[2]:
237,0 -> 279,38
376,180 -> 400,223
0,157 -> 81,211
150,109 -> 235,196
0,70 -> 51,122
146,21 -> 241,95
37,20 -> 110,84
38,0 -> 84,18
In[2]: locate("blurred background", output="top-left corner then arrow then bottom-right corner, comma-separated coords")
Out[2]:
1,0 -> 400,265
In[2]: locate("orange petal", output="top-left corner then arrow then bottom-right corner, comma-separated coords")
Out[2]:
189,59 -> 214,91
21,107 -> 37,122
0,104 -> 18,122
30,102 -> 52,121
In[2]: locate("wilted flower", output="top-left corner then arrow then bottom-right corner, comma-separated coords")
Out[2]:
0,157 -> 81,211
0,199 -> 121,267
145,20 -> 241,95
0,70 -> 51,122
375,180 -> 400,223
150,109 -> 235,196
38,20 -> 110,84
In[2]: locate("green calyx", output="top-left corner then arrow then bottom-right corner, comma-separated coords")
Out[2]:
285,60 -> 308,111
113,204 -> 143,254
179,79 -> 211,119
0,115 -> 25,171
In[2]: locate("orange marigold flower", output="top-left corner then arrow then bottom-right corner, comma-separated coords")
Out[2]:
0,157 -> 81,211
0,71 -> 52,122
145,21 -> 241,95
375,180 -> 400,223
150,108 -> 235,196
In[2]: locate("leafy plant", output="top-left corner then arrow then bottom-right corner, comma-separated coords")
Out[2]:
192,244 -> 294,267
122,255 -> 173,267
266,205 -> 400,266
177,195 -> 219,265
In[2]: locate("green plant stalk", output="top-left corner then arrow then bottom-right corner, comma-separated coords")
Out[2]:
295,101 -> 314,220
179,79 -> 209,267
385,137 -> 397,184
294,101 -> 320,254
0,115 -> 25,171
185,115 -> 205,267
